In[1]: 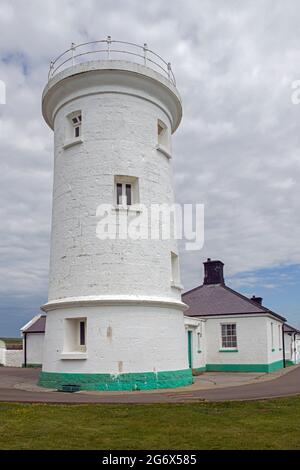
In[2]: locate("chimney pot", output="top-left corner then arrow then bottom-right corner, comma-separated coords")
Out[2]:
203,259 -> 225,285
251,295 -> 263,305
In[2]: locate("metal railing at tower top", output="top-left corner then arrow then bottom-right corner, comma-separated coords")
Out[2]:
48,37 -> 176,86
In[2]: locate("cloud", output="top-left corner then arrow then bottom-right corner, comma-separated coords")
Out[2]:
1,0 -> 300,333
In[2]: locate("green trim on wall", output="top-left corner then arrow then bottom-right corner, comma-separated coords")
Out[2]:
219,349 -> 238,353
206,360 -> 284,373
22,363 -> 42,368
38,368 -> 193,391
192,367 -> 206,375
285,360 -> 295,367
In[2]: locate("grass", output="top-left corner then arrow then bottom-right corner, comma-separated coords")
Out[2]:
1,397 -> 300,449
0,337 -> 22,347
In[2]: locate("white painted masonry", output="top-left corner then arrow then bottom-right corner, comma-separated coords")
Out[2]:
40,56 -> 189,386
0,342 -> 23,367
204,315 -> 283,367
184,317 -> 206,371
24,333 -> 44,366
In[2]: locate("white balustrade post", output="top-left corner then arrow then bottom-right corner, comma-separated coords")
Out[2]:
107,35 -> 111,60
71,42 -> 76,66
143,43 -> 148,66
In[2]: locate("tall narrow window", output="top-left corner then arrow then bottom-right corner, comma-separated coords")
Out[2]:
126,184 -> 132,205
70,112 -> 82,138
221,324 -> 237,348
171,252 -> 179,284
271,322 -> 274,349
80,321 -> 85,346
116,183 -> 123,205
157,119 -> 168,148
197,332 -> 201,351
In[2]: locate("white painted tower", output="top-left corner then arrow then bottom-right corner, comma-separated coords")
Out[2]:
39,39 -> 191,390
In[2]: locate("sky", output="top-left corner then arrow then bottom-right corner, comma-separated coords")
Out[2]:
0,0 -> 300,336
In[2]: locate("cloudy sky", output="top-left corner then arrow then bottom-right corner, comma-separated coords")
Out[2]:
1,0 -> 300,335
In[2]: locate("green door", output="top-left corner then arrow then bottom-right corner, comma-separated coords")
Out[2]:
187,331 -> 193,368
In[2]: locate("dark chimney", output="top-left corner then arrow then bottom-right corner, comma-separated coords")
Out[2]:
251,295 -> 263,305
203,258 -> 225,285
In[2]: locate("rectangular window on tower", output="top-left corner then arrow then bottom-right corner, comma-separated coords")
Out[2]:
62,317 -> 87,357
157,119 -> 168,148
114,176 -> 139,207
64,111 -> 83,149
170,252 -> 180,287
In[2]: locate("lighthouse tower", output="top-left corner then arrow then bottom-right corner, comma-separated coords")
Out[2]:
39,39 -> 191,390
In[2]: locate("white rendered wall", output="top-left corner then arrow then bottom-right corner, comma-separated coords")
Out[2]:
284,332 -> 300,364
184,317 -> 206,370
43,305 -> 188,374
44,62 -> 182,304
25,333 -> 44,365
205,315 -> 283,366
2,349 -> 23,367
265,317 -> 284,364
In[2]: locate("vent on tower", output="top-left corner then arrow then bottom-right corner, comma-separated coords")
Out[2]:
203,258 -> 225,285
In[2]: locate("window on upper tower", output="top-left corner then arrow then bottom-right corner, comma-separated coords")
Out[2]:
71,112 -> 82,138
63,111 -> 83,149
157,119 -> 169,149
170,252 -> 179,285
115,176 -> 139,206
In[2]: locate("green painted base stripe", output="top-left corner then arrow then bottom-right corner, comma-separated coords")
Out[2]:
192,367 -> 206,375
206,360 -> 284,373
38,369 -> 193,391
285,360 -> 295,367
22,363 -> 42,368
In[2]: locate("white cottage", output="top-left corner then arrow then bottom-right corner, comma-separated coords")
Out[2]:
183,259 -> 289,373
283,324 -> 300,366
21,315 -> 46,367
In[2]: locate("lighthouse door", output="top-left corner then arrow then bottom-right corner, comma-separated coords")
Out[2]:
187,331 -> 193,368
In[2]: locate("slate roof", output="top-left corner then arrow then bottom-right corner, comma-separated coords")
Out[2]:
182,283 -> 286,322
22,315 -> 46,333
284,323 -> 300,334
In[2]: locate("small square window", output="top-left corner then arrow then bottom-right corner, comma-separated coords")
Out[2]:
115,176 -> 138,206
64,317 -> 87,353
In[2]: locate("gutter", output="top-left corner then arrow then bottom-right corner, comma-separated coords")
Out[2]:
23,332 -> 27,368
282,324 -> 286,368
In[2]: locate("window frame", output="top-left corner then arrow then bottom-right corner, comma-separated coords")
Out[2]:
221,323 -> 237,349
114,176 -> 138,207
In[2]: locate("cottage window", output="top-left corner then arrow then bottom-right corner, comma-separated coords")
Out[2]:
221,323 -> 237,348
271,322 -> 274,349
